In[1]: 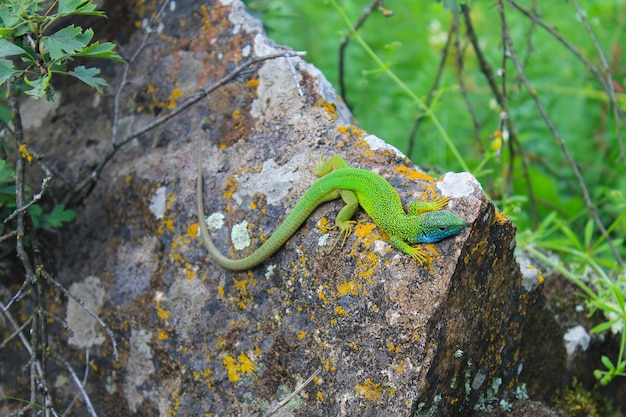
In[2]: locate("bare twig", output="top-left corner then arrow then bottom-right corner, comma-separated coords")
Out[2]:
509,0 -> 626,158
62,350 -> 90,416
338,0 -> 393,110
112,0 -> 171,144
452,11 -> 482,149
52,352 -> 98,417
0,301 -> 55,417
39,267 -> 119,361
406,20 -> 454,158
462,3 -> 538,226
3,156 -> 52,224
570,0 -> 626,168
260,367 -> 321,417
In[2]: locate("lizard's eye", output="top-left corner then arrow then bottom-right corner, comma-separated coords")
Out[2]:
438,226 -> 448,232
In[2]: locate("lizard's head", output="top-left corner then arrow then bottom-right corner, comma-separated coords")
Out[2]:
407,210 -> 467,244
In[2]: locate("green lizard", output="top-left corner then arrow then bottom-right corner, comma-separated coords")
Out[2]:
197,155 -> 467,271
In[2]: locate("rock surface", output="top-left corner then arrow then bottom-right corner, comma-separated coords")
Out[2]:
0,1 -> 568,416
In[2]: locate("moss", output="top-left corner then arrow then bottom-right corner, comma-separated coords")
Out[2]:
553,378 -> 623,417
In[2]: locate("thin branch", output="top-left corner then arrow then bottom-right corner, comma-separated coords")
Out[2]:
3,156 -> 52,224
112,0 -> 170,144
509,0 -> 626,162
0,301 -> 54,417
462,3 -> 538,226
62,350 -> 90,416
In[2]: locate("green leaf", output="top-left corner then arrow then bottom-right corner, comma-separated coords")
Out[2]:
68,65 -> 108,93
58,0 -> 104,16
42,25 -> 87,61
591,319 -> 619,334
23,72 -> 52,100
76,41 -> 125,62
600,355 -> 615,371
42,204 -> 76,228
583,219 -> 594,249
0,39 -> 27,57
0,58 -> 20,84
612,285 -> 625,310
59,0 -> 90,13
0,159 -> 15,183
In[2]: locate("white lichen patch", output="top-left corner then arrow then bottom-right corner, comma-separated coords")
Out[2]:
231,220 -> 251,250
206,212 -> 225,230
124,328 -> 155,413
363,134 -> 406,158
149,186 -> 167,219
66,275 -> 105,349
233,156 -> 305,205
438,172 -> 481,199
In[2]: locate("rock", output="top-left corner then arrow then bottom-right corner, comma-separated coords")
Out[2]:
1,1 -> 567,416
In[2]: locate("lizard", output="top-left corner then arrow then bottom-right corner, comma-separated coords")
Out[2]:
197,154 -> 467,271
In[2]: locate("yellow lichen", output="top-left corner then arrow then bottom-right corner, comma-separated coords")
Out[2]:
19,144 -> 32,163
355,378 -> 396,401
395,164 -> 435,182
167,88 -> 184,109
396,359 -> 405,373
337,280 -> 360,297
334,305 -> 348,316
223,176 -> 239,200
315,98 -> 338,120
245,79 -> 259,88
223,352 -> 256,382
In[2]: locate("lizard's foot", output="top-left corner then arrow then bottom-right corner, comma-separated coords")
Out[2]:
408,197 -> 451,216
405,246 -> 428,264
328,220 -> 355,250
390,235 -> 429,264
337,220 -> 356,247
311,155 -> 328,177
